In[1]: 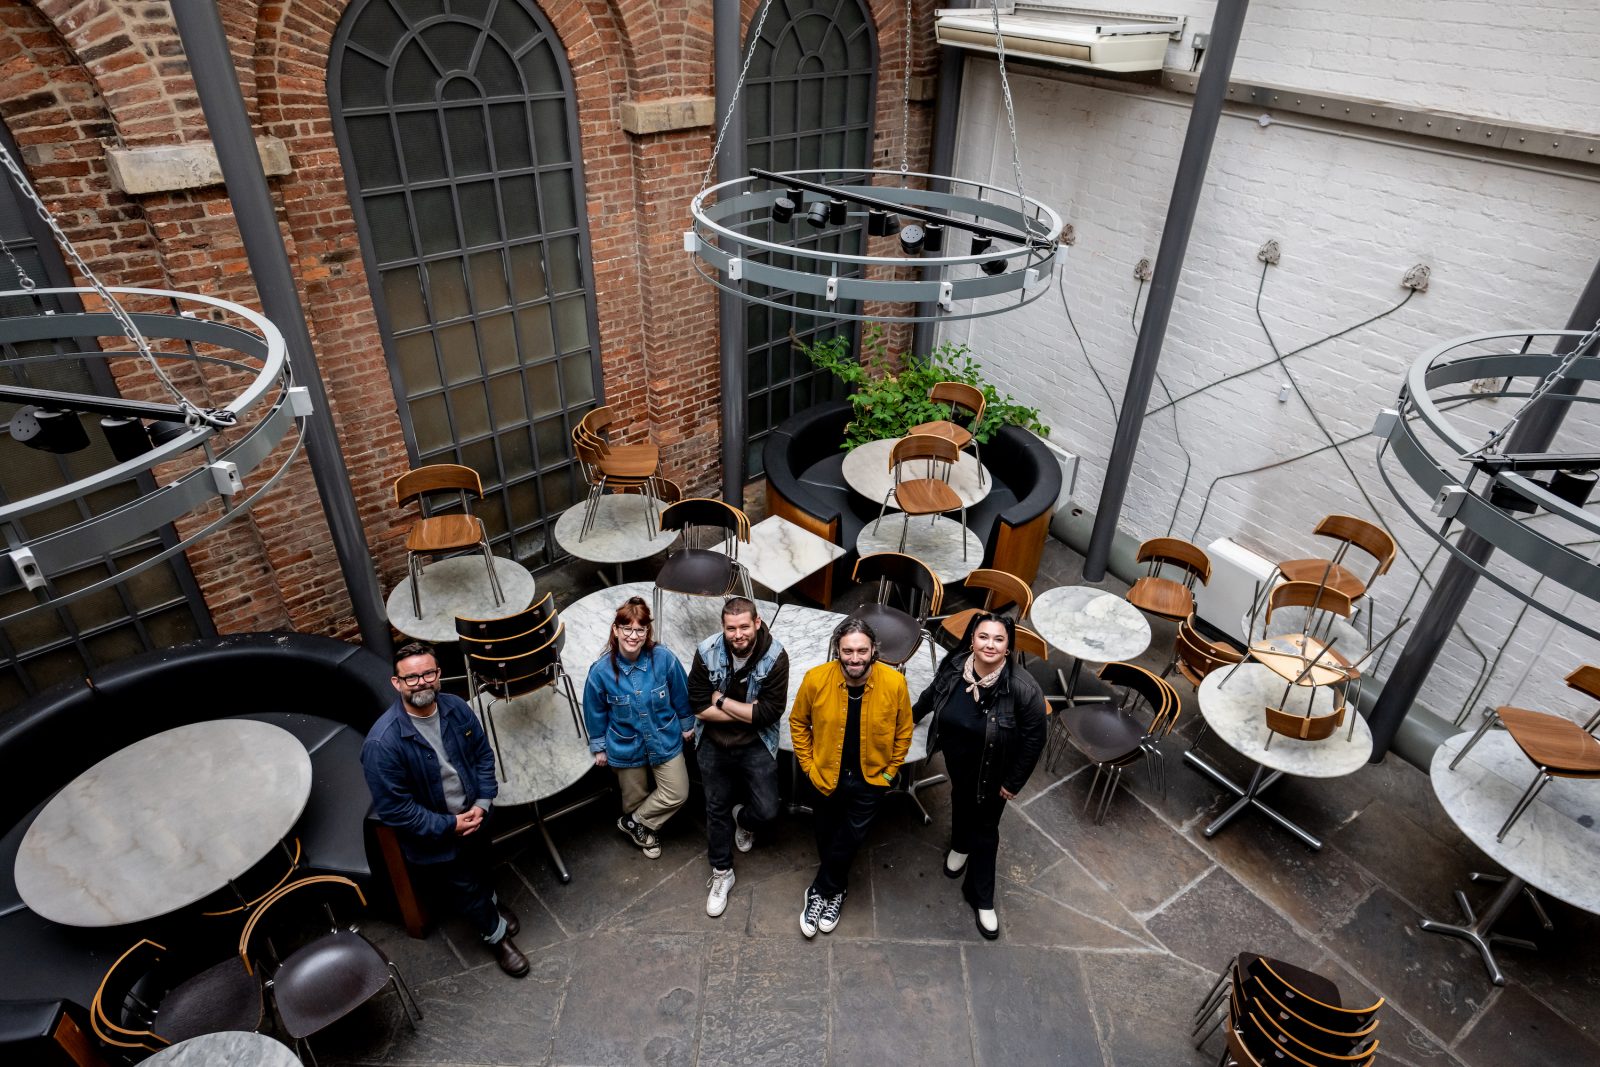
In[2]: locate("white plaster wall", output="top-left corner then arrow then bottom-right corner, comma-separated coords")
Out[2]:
941,35 -> 1600,722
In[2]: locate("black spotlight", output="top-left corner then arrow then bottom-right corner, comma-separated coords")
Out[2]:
8,406 -> 89,454
771,196 -> 796,223
867,209 -> 898,237
970,235 -> 992,256
148,420 -> 191,447
805,201 -> 830,228
827,198 -> 847,225
1550,468 -> 1599,507
981,256 -> 1009,276
923,222 -> 945,253
899,224 -> 926,256
101,415 -> 153,463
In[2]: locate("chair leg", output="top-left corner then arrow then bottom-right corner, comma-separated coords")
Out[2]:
480,537 -> 505,607
483,699 -> 506,782
897,510 -> 912,553
1450,707 -> 1502,769
959,505 -> 968,561
408,552 -> 422,618
1084,763 -> 1106,814
389,964 -> 423,1027
1496,770 -> 1552,841
562,673 -> 586,739
973,439 -> 984,488
874,488 -> 894,533
1096,767 -> 1124,825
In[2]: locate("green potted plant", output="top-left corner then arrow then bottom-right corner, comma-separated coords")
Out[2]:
795,324 -> 1049,449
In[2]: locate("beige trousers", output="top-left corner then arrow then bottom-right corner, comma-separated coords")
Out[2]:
614,752 -> 689,830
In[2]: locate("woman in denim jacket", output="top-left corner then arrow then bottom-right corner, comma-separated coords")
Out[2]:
582,596 -> 693,859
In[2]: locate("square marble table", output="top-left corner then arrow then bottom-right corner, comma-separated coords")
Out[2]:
716,515 -> 845,619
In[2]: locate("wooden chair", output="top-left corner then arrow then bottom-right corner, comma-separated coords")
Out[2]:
1014,624 -> 1050,666
850,552 -> 944,670
456,594 -> 579,776
1275,515 -> 1397,601
394,464 -> 504,617
936,568 -> 1033,645
91,938 -> 262,1054
1126,537 -> 1210,622
1264,700 -> 1347,747
1163,614 -> 1244,688
908,380 -> 987,484
572,428 -> 660,540
580,404 -> 661,469
1451,664 -> 1600,841
1061,661 -> 1179,823
201,838 -> 302,917
1197,953 -> 1382,1058
1195,952 -> 1347,1045
653,498 -> 752,624
873,433 -> 970,560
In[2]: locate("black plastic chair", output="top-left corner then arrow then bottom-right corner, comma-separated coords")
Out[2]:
457,594 -> 570,778
91,938 -> 263,1055
240,875 -> 420,1062
1058,662 -> 1179,823
653,498 -> 752,624
849,553 -> 944,670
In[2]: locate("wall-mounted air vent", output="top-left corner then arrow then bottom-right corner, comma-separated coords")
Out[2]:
935,5 -> 1183,73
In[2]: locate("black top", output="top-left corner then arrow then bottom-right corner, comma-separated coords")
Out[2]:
842,684 -> 864,775
686,628 -> 791,747
937,682 -> 989,749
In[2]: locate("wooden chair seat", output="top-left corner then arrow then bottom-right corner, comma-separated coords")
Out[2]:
1278,558 -> 1367,599
1497,706 -> 1600,776
595,452 -> 658,478
603,441 -> 660,464
908,419 -> 973,449
895,477 -> 962,515
405,514 -> 486,553
1127,575 -> 1194,621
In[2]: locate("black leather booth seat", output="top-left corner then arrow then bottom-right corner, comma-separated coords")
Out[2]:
764,402 -> 1062,603
0,632 -> 393,1027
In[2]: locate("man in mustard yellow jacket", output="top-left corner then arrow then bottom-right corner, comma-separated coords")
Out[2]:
790,617 -> 913,937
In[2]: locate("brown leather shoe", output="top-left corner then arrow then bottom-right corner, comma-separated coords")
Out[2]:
493,936 -> 529,978
498,903 -> 520,938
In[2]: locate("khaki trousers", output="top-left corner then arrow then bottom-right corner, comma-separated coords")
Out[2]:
614,752 -> 689,831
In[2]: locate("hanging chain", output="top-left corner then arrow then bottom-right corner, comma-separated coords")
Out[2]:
898,0 -> 913,180
700,0 -> 778,192
987,0 -> 1029,216
0,142 -> 232,428
0,232 -> 37,292
1465,315 -> 1600,459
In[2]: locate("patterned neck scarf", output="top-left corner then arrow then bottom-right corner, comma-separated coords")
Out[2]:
962,654 -> 1005,702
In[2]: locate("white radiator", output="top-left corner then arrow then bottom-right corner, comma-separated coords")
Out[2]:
1194,537 -> 1276,644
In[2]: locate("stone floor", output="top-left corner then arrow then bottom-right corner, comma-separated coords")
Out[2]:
319,539 -> 1600,1067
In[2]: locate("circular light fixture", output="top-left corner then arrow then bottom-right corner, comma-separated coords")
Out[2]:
866,208 -> 896,238
9,406 -> 89,454
805,201 -> 830,228
981,256 -> 1009,277
923,223 -> 945,253
899,224 -> 926,256
827,198 -> 847,225
770,196 -> 796,223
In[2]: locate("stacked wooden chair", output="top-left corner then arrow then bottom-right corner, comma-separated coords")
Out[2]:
1195,953 -> 1383,1067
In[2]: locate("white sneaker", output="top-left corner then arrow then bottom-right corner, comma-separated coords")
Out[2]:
705,868 -> 736,917
944,850 -> 968,878
732,802 -> 754,853
976,907 -> 999,940
817,890 -> 845,934
800,887 -> 824,938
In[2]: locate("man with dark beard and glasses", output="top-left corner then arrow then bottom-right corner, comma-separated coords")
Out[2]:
361,641 -> 529,977
688,597 -> 790,918
789,618 -> 912,938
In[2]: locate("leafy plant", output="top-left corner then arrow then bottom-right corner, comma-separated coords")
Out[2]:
796,324 -> 1049,450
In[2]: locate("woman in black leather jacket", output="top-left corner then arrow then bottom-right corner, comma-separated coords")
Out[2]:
912,612 -> 1048,939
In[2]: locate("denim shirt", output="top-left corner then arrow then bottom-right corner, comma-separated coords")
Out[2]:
691,630 -> 786,757
582,644 -> 693,768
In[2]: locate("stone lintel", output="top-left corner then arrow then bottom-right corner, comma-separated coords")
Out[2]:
619,96 -> 716,136
106,137 -> 292,195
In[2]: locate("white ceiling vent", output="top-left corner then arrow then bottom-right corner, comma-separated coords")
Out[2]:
935,5 -> 1183,73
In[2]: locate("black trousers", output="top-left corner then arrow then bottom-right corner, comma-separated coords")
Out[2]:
944,742 -> 1008,910
698,737 -> 781,870
810,766 -> 888,897
415,821 -> 503,942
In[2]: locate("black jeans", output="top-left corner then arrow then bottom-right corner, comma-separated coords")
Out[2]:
945,742 -> 1008,909
698,737 -> 781,870
810,766 -> 888,897
416,820 -> 503,942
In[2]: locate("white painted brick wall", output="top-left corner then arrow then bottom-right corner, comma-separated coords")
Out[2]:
940,43 -> 1600,721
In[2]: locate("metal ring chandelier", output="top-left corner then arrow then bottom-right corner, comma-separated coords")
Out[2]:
688,167 -> 1065,323
1374,327 -> 1600,640
0,286 -> 300,627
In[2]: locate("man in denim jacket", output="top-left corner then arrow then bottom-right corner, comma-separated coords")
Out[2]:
688,597 -> 790,917
361,641 -> 528,977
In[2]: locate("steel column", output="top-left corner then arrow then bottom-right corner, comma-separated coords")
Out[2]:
913,46 -> 966,358
171,0 -> 391,659
1084,0 -> 1250,580
716,0 -> 749,503
1367,256 -> 1600,758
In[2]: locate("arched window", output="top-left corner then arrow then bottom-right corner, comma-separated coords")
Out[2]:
742,0 -> 877,476
330,0 -> 602,565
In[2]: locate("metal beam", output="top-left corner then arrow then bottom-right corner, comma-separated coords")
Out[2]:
1084,0 -> 1250,580
914,45 -> 967,358
171,0 -> 391,659
716,0 -> 748,504
1367,255 -> 1600,759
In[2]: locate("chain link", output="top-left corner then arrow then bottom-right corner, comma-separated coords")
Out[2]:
1466,314 -> 1600,458
700,0 -> 777,192
987,0 -> 1029,216
0,232 -> 37,292
899,0 -> 913,178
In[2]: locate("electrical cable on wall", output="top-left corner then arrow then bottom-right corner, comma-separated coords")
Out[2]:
1056,271 -> 1119,421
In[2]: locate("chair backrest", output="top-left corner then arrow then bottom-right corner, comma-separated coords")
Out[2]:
891,432 -> 961,470
1255,959 -> 1384,1028
653,476 -> 684,504
91,938 -> 169,1052
467,622 -> 565,698
456,592 -> 556,643
660,498 -> 749,542
394,463 -> 482,509
929,381 -> 985,422
1099,661 -> 1178,735
1264,702 -> 1345,742
1244,1002 -> 1376,1066
1173,615 -> 1243,685
1249,976 -> 1381,1041
853,552 -> 943,617
1312,514 -> 1397,578
963,568 -> 1033,618
239,875 -> 368,976
1013,624 -> 1049,665
584,404 -> 617,438
1266,581 -> 1354,624
1567,664 -> 1600,732
1136,536 -> 1211,586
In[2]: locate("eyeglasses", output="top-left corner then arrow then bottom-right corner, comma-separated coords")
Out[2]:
616,626 -> 648,637
397,667 -> 441,686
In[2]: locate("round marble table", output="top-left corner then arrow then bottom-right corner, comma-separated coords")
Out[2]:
481,686 -> 595,810
553,494 -> 678,585
1184,662 -> 1372,850
1421,730 -> 1600,984
841,437 -> 992,509
385,554 -> 537,642
1029,585 -> 1152,710
855,514 -> 984,583
144,1031 -> 300,1066
15,720 -> 313,927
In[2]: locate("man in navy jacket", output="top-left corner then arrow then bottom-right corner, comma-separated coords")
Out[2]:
361,641 -> 529,977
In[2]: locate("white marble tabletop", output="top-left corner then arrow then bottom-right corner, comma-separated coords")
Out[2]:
385,554 -> 537,643
1030,585 -> 1151,664
553,494 -> 677,565
145,1031 -> 300,1066
15,720 -> 313,927
855,514 -> 983,584
1243,607 -> 1366,661
557,582 -> 942,762
1432,730 -> 1600,915
1196,663 -> 1372,778
480,685 -> 595,807
715,514 -> 845,595
841,437 -> 992,509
